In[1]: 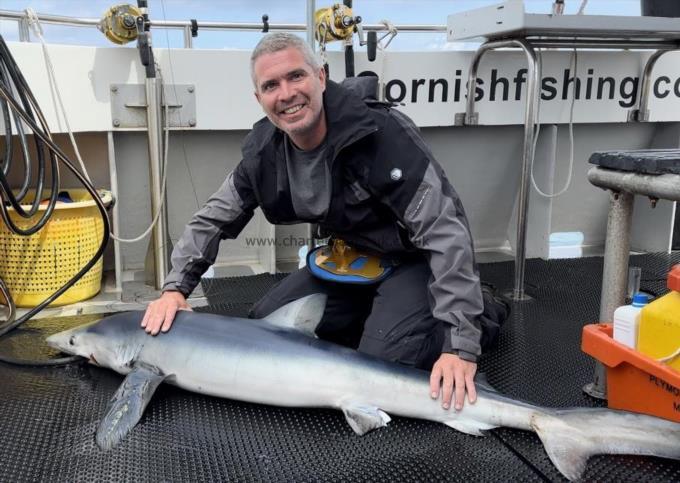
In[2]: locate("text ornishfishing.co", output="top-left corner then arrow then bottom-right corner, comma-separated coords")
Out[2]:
363,68 -> 678,109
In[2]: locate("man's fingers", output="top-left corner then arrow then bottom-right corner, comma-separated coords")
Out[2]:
429,364 -> 442,399
141,309 -> 150,328
147,309 -> 163,335
151,311 -> 166,335
429,354 -> 479,410
465,372 -> 477,404
146,316 -> 159,335
454,369 -> 466,411
442,369 -> 454,409
142,292 -> 188,335
161,305 -> 178,333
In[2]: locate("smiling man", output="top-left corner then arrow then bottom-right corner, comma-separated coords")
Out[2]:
142,32 -> 509,412
253,46 -> 327,150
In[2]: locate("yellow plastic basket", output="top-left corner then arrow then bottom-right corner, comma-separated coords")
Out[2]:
0,189 -> 111,307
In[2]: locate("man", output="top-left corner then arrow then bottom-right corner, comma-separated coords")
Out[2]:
142,33 -> 508,412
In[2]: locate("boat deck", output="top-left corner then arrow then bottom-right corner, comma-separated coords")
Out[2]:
1,253 -> 679,482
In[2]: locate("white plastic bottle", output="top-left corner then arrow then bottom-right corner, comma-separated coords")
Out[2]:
612,293 -> 649,349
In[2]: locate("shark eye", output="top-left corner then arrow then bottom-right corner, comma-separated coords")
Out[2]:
69,336 -> 75,346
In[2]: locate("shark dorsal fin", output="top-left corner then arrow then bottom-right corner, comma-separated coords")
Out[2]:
262,294 -> 327,337
474,372 -> 499,393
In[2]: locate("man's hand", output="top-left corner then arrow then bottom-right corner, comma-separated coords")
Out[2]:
429,353 -> 477,411
141,291 -> 192,336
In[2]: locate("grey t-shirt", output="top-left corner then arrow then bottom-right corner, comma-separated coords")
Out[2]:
284,136 -> 331,220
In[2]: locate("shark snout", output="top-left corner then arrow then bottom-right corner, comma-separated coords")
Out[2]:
46,327 -> 82,355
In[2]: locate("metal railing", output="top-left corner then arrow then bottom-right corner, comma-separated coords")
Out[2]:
0,8 -> 446,48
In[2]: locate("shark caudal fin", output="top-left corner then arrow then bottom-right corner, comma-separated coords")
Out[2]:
531,408 -> 680,481
262,294 -> 327,337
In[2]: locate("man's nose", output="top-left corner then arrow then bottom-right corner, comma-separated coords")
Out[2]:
278,81 -> 294,101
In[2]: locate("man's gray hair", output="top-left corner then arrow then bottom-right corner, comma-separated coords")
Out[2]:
250,33 -> 322,87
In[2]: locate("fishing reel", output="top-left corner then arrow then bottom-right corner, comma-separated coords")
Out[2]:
314,3 -> 360,43
98,2 -> 155,77
314,3 -> 372,77
314,3 -> 397,71
97,4 -> 142,45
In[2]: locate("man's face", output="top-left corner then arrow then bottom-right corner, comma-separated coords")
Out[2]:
253,47 -> 327,149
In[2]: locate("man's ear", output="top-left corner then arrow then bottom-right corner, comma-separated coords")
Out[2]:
319,66 -> 327,91
254,90 -> 261,103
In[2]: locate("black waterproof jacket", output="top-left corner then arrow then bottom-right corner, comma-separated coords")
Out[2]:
164,78 -> 485,361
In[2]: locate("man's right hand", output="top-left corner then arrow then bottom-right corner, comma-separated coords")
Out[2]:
141,291 -> 192,335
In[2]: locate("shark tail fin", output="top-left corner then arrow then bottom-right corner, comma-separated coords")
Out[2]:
262,294 -> 327,337
531,408 -> 680,481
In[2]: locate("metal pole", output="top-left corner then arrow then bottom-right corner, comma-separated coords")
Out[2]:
583,190 -> 634,399
513,40 -> 539,302
599,192 -> 635,327
587,166 -> 680,201
145,77 -> 170,289
307,0 -> 316,50
629,49 -> 677,122
458,39 -> 538,301
0,9 -> 447,33
107,131 -> 123,295
17,17 -> 30,41
306,0 -> 317,253
183,25 -> 193,49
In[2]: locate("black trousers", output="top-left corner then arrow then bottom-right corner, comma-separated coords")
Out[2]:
249,257 -> 506,371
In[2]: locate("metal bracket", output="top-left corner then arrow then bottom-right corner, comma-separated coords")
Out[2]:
454,112 -> 478,126
627,108 -> 650,122
110,83 -> 197,128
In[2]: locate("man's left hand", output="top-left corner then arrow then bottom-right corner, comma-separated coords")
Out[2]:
429,353 -> 477,411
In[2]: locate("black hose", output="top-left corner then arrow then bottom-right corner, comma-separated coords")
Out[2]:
0,34 -> 110,366
0,36 -> 58,230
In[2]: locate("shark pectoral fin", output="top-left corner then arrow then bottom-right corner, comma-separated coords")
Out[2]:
263,294 -> 327,337
341,403 -> 391,435
530,412 -> 593,482
443,419 -> 497,437
96,363 -> 168,450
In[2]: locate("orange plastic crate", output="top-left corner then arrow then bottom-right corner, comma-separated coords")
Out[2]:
582,323 -> 680,422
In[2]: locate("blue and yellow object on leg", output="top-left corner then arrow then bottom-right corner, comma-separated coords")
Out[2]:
306,239 -> 396,284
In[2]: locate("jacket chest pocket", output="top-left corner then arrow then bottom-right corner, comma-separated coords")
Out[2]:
347,180 -> 372,203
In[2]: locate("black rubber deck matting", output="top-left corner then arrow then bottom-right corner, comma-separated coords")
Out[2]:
1,253 -> 679,482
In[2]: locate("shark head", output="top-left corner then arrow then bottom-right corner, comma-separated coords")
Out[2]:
46,314 -> 142,371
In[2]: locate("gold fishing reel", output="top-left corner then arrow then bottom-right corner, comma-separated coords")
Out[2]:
314,3 -> 360,43
98,4 -> 142,45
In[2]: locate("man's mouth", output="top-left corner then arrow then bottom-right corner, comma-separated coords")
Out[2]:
280,104 -> 305,115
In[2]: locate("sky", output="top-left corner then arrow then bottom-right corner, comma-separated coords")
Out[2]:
0,1 -> 641,51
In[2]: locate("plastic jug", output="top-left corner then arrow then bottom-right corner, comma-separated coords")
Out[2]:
613,293 -> 649,349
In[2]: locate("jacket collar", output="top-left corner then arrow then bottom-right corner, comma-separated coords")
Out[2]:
243,80 -> 378,158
